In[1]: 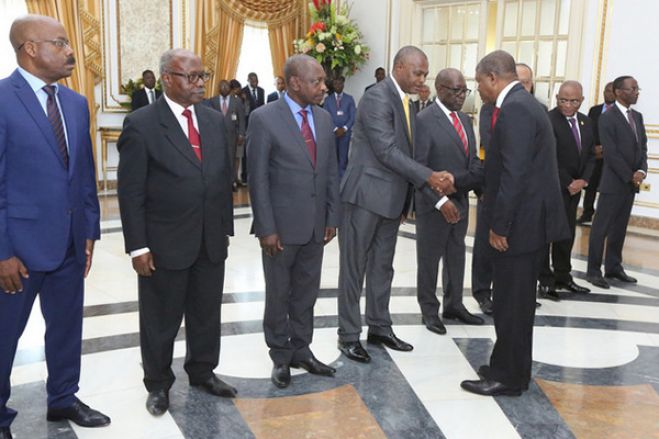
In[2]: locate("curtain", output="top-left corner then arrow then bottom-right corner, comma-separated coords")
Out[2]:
268,17 -> 301,78
26,0 -> 103,171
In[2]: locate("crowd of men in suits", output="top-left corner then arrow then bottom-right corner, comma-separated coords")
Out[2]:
0,13 -> 648,438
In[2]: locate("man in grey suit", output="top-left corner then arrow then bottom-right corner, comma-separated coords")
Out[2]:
248,55 -> 340,388
415,68 -> 484,336
205,79 -> 245,189
337,46 -> 450,363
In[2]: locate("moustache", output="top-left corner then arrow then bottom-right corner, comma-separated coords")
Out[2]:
66,56 -> 76,65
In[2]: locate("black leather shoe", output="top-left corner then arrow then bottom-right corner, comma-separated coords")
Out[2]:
538,285 -> 561,301
421,316 -> 446,335
291,356 -> 336,376
555,280 -> 590,293
460,379 -> 522,396
605,271 -> 637,283
47,398 -> 111,427
271,364 -> 291,388
0,427 -> 12,439
586,275 -> 610,289
367,332 -> 413,351
476,296 -> 493,315
338,340 -> 371,363
193,375 -> 237,398
477,365 -> 490,380
146,389 -> 169,416
443,308 -> 484,325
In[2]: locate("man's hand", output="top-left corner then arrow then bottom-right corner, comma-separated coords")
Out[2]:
324,227 -> 337,244
84,239 -> 95,278
428,171 -> 456,195
440,200 -> 460,224
632,171 -> 645,186
489,229 -> 509,252
260,234 -> 283,257
0,256 -> 29,294
568,179 -> 587,196
237,135 -> 245,146
594,144 -> 603,159
132,252 -> 156,277
335,127 -> 346,138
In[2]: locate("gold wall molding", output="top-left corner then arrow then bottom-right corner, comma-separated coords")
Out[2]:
590,0 -> 612,108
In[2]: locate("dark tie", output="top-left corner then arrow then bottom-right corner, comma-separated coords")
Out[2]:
450,112 -> 469,155
42,85 -> 69,168
252,88 -> 257,103
491,106 -> 500,130
182,109 -> 202,161
568,117 -> 582,152
299,109 -> 316,168
626,109 -> 638,141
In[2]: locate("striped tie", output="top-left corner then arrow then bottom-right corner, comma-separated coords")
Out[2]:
42,85 -> 69,168
450,112 -> 469,155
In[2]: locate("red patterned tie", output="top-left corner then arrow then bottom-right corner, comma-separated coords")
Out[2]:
491,106 -> 500,129
221,97 -> 228,115
42,85 -> 69,168
299,109 -> 316,168
182,109 -> 202,161
450,111 -> 469,155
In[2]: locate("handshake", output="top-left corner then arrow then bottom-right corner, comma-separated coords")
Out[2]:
428,171 -> 456,196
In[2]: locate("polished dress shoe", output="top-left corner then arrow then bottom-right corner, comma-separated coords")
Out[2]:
291,356 -> 336,376
271,364 -> 291,388
421,316 -> 446,335
367,332 -> 413,351
460,379 -> 522,396
537,285 -> 560,301
146,389 -> 169,416
47,398 -> 111,427
338,340 -> 371,363
586,275 -> 610,289
555,280 -> 590,293
476,296 -> 493,315
193,375 -> 237,398
443,308 -> 484,325
605,271 -> 637,283
536,301 -> 542,308
476,366 -> 529,390
0,427 -> 12,439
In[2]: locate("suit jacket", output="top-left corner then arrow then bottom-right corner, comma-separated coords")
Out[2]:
413,99 -> 432,114
587,103 -> 606,145
117,97 -> 234,270
322,92 -> 356,133
598,104 -> 648,194
0,70 -> 100,271
267,91 -> 283,103
483,83 -> 568,256
131,88 -> 162,112
204,94 -> 245,149
479,103 -> 495,152
340,77 -> 433,219
548,108 -> 596,192
247,97 -> 340,244
242,86 -> 265,114
414,104 -> 482,218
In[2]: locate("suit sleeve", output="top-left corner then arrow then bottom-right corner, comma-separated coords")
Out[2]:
346,96 -> 356,131
237,99 -> 246,136
599,115 -> 634,183
638,112 -> 648,173
246,111 -> 277,237
413,115 -> 441,204
581,120 -> 596,182
454,118 -> 484,192
0,109 -> 11,260
323,115 -> 341,227
130,90 -> 141,112
555,123 -> 573,190
80,102 -> 101,240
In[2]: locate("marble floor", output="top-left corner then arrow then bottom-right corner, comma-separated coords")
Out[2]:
7,191 -> 659,438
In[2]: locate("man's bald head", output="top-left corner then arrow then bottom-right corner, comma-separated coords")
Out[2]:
283,54 -> 326,107
392,45 -> 429,94
558,80 -> 582,95
436,68 -> 468,111
283,54 -> 317,84
10,15 -> 61,51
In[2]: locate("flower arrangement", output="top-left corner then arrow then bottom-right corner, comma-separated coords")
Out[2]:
294,0 -> 369,82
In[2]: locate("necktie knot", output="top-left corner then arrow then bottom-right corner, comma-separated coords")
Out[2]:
43,85 -> 56,97
569,117 -> 576,126
182,108 -> 192,119
299,109 -> 308,121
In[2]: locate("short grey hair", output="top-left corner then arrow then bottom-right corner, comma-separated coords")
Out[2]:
476,50 -> 516,77
283,54 -> 316,83
159,48 -> 195,75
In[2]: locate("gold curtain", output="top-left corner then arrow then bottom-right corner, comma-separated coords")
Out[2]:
268,17 -> 302,78
25,0 -> 103,170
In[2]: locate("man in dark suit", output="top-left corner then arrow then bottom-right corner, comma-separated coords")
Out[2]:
586,76 -> 647,289
241,72 -> 265,183
538,81 -> 595,299
131,69 -> 162,111
322,76 -> 356,177
205,79 -> 246,189
415,68 -> 484,336
0,15 -> 110,437
413,84 -> 432,113
267,76 -> 286,102
337,46 -> 448,363
460,50 -> 567,396
579,82 -> 615,224
248,55 -> 340,388
364,67 -> 385,92
118,49 -> 236,417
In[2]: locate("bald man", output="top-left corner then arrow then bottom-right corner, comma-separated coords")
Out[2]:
0,15 -> 110,436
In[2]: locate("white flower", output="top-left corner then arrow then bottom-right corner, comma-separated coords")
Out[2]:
316,43 -> 326,53
335,15 -> 348,25
354,45 -> 361,55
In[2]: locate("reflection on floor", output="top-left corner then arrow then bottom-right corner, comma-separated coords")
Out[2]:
7,192 -> 659,438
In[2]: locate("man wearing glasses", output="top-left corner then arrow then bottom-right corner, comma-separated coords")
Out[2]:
118,49 -> 237,417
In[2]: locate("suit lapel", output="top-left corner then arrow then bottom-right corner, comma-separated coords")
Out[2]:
196,104 -> 218,176
276,98 -> 315,168
157,99 -> 201,169
385,78 -> 412,152
58,91 -> 78,177
611,105 -> 637,141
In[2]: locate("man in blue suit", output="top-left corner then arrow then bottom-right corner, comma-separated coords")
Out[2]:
323,76 -> 356,177
0,15 -> 110,438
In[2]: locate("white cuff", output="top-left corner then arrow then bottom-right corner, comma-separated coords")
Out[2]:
637,169 -> 647,176
130,247 -> 150,258
434,196 -> 449,210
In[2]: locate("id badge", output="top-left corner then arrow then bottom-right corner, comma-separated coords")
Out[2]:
231,113 -> 237,121
337,110 -> 344,116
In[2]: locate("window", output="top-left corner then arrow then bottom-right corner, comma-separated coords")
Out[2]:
235,22 -> 278,97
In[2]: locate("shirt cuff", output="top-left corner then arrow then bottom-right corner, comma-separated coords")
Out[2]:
130,247 -> 150,258
434,196 -> 449,210
637,169 -> 647,176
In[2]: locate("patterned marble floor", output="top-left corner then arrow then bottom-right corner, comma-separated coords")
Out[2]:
8,198 -> 659,439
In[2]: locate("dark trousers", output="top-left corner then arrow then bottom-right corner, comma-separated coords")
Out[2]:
0,244 -> 84,427
471,198 -> 493,301
416,209 -> 469,318
587,191 -> 635,276
262,241 -> 324,365
539,191 -> 580,286
489,249 -> 543,389
138,244 -> 225,392
335,133 -> 351,178
581,159 -> 602,218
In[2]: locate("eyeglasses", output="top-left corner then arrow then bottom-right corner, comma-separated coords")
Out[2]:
557,98 -> 582,106
619,87 -> 641,92
17,38 -> 71,51
167,71 -> 210,83
440,84 -> 471,96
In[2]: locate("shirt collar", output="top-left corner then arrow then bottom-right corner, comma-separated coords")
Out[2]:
434,97 -> 455,120
496,80 -> 520,108
164,92 -> 195,118
284,92 -> 312,115
17,66 -> 55,94
390,75 -> 407,101
615,100 -> 631,114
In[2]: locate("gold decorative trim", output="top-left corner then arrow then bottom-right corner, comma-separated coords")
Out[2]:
634,200 -> 659,209
591,0 -> 612,108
